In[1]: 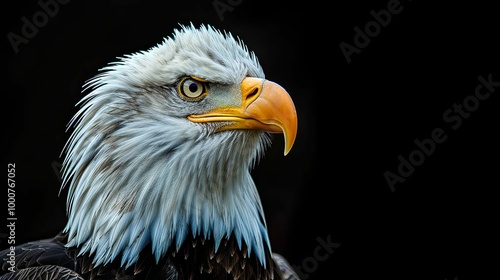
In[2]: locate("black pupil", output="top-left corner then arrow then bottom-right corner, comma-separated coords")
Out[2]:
189,82 -> 198,92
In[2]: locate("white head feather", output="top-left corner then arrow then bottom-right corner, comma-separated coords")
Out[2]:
61,24 -> 273,268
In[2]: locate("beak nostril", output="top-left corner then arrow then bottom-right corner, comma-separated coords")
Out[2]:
248,87 -> 259,99
241,77 -> 265,105
246,87 -> 261,106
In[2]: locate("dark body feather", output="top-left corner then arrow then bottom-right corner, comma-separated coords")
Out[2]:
1,232 -> 298,279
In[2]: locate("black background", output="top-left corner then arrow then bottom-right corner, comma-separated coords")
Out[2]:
2,0 -> 499,279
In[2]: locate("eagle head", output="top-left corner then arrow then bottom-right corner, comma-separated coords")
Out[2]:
61,23 -> 298,277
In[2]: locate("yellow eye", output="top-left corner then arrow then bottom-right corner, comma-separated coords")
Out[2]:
179,78 -> 207,99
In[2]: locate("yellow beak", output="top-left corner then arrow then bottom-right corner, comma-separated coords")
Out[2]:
187,77 -> 298,155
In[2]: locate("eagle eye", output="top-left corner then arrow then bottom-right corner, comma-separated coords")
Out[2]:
178,77 -> 207,100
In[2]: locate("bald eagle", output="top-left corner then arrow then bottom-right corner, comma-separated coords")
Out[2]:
0,24 -> 299,280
